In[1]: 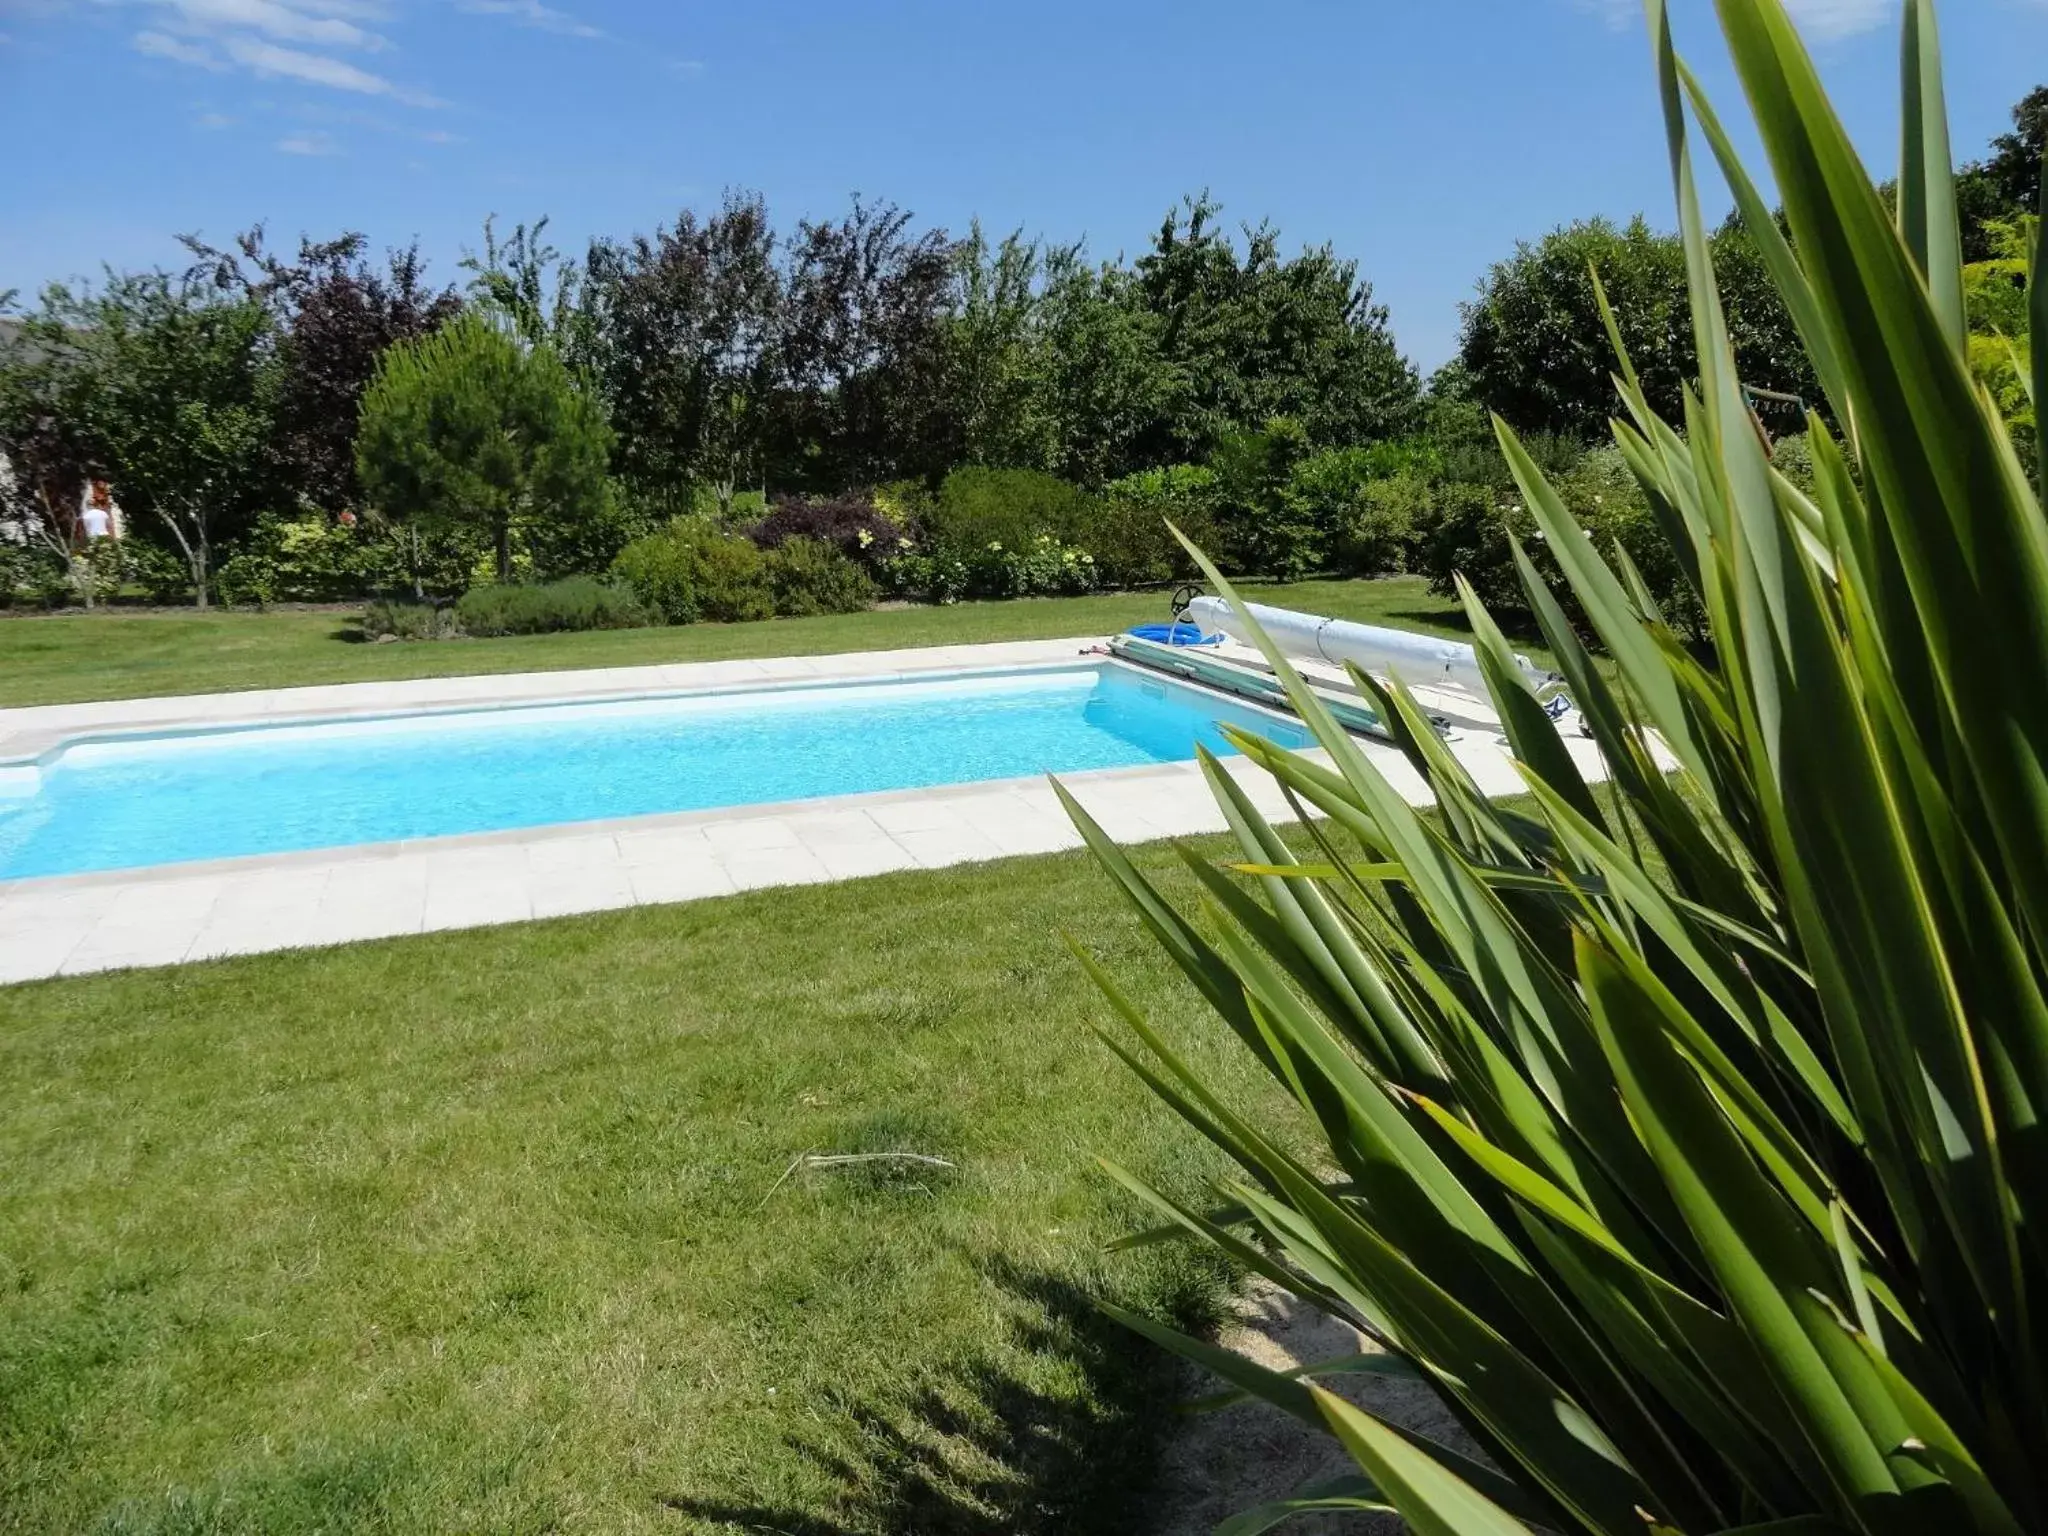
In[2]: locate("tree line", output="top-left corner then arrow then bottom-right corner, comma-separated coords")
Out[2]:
0,83 -> 2037,614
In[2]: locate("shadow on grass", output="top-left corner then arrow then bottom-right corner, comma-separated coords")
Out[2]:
663,1255 -> 1212,1536
1387,601 -> 1571,642
1383,605 -> 1477,634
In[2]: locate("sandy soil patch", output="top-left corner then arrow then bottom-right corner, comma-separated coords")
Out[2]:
1150,1279 -> 1480,1535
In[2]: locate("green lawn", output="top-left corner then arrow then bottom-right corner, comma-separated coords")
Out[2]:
0,576 -> 1493,708
0,840 -> 1300,1535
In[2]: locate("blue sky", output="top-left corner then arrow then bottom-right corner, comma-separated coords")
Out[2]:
2,0 -> 2045,370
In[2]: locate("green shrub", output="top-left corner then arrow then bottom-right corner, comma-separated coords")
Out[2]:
2,536 -> 196,609
208,510 -> 505,609
360,597 -> 459,641
920,466 -> 1099,555
609,521 -> 774,625
1765,429 -> 1818,495
0,538 -> 68,609
1415,447 -> 1703,636
690,484 -> 767,525
214,514 -> 391,606
1075,4 -> 2048,1531
453,576 -> 650,638
1346,435 -> 1447,480
1095,465 -> 1222,587
977,532 -> 1097,598
382,522 -> 493,603
879,549 -> 970,604
523,480 -> 660,582
762,536 -> 876,617
1078,498 -> 1207,588
686,536 -> 774,622
1329,468 -> 1427,576
885,532 -> 1096,602
114,537 -> 197,604
1407,478 -> 1509,600
609,524 -> 700,624
1210,416 -> 1320,579
1436,425 -> 1587,491
877,466 -> 1106,601
1099,463 -> 1219,515
1282,447 -> 1420,576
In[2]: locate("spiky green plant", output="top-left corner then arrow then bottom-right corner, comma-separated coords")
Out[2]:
1062,1 -> 2048,1531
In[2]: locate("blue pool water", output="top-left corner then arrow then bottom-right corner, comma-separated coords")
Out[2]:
0,665 -> 1303,881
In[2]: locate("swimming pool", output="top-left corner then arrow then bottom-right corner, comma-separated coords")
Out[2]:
0,664 -> 1305,881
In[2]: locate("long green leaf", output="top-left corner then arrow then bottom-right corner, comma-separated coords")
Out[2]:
1312,1387 -> 1538,1536
1896,0 -> 1967,352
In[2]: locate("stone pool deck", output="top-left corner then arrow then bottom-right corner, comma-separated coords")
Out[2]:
0,637 -> 1592,986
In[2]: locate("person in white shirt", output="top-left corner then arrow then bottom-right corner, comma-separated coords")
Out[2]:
78,479 -> 120,542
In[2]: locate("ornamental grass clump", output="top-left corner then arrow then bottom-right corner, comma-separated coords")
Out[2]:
1064,1 -> 2048,1531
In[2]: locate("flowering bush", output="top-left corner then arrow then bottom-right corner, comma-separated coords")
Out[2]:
881,533 -> 1097,603
985,533 -> 1097,597
880,549 -> 971,603
920,466 -> 1098,554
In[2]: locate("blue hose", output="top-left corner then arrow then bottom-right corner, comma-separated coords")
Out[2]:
1126,622 -> 1223,647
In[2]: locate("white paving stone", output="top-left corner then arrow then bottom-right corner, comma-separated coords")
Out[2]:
810,840 -> 918,882
0,634 -> 1607,983
529,866 -> 639,920
422,877 -> 535,933
716,845 -> 834,892
959,792 -> 1081,858
702,817 -> 804,854
61,924 -> 203,976
209,867 -> 333,917
101,877 -> 225,930
783,809 -> 889,848
524,834 -> 623,875
888,823 -> 1010,871
627,859 -> 737,905
0,931 -> 81,984
315,864 -> 428,945
614,827 -> 712,867
865,797 -> 975,836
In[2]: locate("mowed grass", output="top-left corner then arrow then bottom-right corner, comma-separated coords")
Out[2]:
0,576 -> 1498,708
0,839 -> 1304,1535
